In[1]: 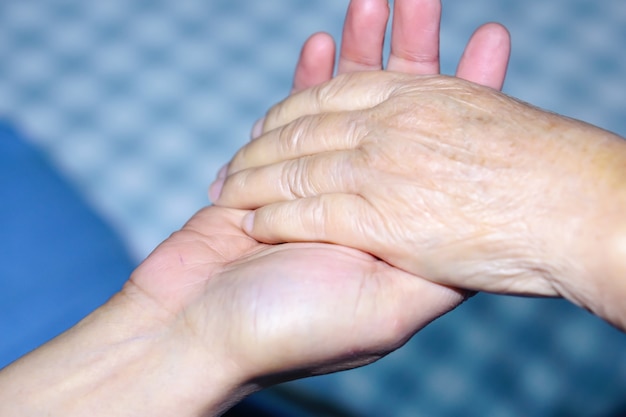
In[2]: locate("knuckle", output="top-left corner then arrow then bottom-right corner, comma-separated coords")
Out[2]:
281,153 -> 332,200
280,159 -> 308,199
277,116 -> 308,155
313,74 -> 350,107
334,150 -> 363,194
355,140 -> 385,174
265,99 -> 291,131
313,82 -> 332,107
312,194 -> 334,240
328,111 -> 367,149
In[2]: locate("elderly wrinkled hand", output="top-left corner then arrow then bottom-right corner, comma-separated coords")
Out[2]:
212,71 -> 626,328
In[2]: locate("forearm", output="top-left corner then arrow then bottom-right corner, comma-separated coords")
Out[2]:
0,288 -> 250,417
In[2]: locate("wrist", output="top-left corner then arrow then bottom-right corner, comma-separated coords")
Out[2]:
551,130 -> 626,330
600,218 -> 626,328
0,284 -> 253,416
584,178 -> 626,330
98,285 -> 256,416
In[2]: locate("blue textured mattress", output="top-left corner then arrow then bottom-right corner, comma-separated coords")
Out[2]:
1,1 -> 625,416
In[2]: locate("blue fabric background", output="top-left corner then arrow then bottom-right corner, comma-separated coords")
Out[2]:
1,1 -> 625,415
0,122 -> 133,368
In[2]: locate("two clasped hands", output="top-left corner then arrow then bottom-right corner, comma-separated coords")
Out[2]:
1,0 -> 625,415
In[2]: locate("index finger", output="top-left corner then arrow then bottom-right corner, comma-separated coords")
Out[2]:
387,0 -> 442,74
262,71 -> 409,133
336,0 -> 390,74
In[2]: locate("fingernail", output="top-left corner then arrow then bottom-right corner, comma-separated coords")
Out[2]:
250,117 -> 265,141
208,177 -> 225,203
243,211 -> 255,234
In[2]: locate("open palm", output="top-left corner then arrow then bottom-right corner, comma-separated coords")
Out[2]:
159,0 -> 509,385
129,206 -> 462,383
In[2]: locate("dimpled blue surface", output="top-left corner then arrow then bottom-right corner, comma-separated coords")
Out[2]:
1,0 -> 625,415
0,122 -> 133,368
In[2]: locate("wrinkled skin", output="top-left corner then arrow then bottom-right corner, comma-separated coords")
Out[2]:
133,0 -> 512,391
214,72 -> 626,318
0,4 -> 514,411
